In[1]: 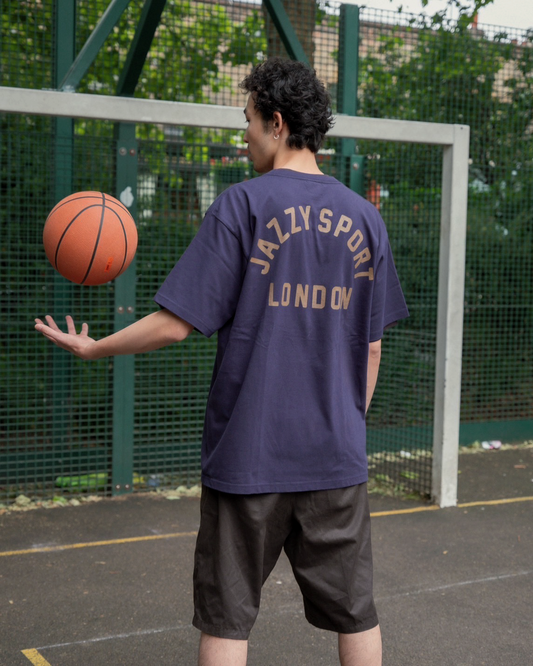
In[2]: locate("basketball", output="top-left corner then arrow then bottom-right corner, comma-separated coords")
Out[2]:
43,191 -> 138,285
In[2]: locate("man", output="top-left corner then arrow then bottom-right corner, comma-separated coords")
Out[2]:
36,58 -> 409,665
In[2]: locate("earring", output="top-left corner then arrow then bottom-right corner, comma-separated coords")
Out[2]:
273,134 -> 280,140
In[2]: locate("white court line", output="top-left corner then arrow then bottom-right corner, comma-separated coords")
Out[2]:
376,569 -> 533,602
25,571 -> 533,653
34,625 -> 191,651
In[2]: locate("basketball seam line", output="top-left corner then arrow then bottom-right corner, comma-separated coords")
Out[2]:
98,203 -> 130,278
115,207 -> 129,277
81,193 -> 107,285
49,193 -> 129,217
54,204 -> 103,271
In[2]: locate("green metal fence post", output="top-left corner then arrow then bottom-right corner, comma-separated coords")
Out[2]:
52,0 -> 76,454
112,123 -> 138,496
337,4 -> 365,195
111,0 -> 167,495
338,5 -> 359,140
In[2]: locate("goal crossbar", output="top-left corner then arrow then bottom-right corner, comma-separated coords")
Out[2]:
0,86 -> 470,507
2,86 -> 458,144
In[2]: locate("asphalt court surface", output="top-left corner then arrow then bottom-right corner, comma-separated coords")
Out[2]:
1,446 -> 532,665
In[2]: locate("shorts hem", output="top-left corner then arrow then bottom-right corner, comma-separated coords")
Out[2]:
306,612 -> 380,635
192,615 -> 251,641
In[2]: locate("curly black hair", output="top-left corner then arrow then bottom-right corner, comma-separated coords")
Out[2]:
240,57 -> 334,153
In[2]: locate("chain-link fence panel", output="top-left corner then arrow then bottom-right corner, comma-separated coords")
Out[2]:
356,7 -> 533,465
1,1 -> 531,503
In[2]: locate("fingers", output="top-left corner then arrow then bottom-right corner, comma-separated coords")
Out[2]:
34,315 -> 96,360
34,318 -> 57,338
44,315 -> 62,332
66,316 -> 89,337
66,315 -> 77,335
35,315 -> 84,334
35,315 -> 90,345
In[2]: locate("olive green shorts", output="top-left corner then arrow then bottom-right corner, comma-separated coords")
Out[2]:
192,483 -> 378,640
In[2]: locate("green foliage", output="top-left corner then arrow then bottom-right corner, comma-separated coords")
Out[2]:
356,12 -> 532,427
74,0 -> 265,103
360,22 -> 532,177
0,0 -> 54,89
222,9 -> 267,66
421,0 -> 497,26
1,1 -> 265,134
359,17 -> 533,238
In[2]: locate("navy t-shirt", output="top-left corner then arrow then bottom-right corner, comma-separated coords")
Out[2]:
155,169 -> 409,494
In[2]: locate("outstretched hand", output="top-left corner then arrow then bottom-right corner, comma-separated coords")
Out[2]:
34,315 -> 98,360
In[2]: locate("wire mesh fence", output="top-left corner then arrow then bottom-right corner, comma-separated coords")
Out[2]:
1,0 -> 531,503
356,6 -> 533,455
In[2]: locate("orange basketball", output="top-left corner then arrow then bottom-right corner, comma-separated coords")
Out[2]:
43,191 -> 138,285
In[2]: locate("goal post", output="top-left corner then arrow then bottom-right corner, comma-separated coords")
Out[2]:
0,86 -> 470,507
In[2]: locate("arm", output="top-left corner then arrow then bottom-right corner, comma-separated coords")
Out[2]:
366,339 -> 382,414
34,309 -> 193,360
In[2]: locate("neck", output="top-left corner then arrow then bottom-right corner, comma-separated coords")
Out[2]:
272,147 -> 323,175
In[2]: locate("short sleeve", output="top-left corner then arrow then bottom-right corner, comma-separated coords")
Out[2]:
369,242 -> 409,342
154,213 -> 245,337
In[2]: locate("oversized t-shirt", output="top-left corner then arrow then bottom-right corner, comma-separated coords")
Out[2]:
155,169 -> 409,494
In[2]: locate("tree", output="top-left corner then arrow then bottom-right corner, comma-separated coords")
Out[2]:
1,1 -> 265,105
359,16 -> 533,196
421,0 -> 496,25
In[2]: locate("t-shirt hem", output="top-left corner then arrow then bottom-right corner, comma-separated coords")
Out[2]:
201,472 -> 369,495
370,306 -> 410,341
154,294 -> 215,338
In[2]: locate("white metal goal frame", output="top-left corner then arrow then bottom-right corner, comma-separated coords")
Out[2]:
0,86 -> 470,507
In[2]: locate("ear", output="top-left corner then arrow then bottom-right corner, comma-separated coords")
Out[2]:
272,110 -> 284,133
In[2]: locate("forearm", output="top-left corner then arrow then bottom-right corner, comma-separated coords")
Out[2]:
366,339 -> 382,414
35,309 -> 193,360
88,309 -> 193,359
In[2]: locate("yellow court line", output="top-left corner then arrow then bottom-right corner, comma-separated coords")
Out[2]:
2,497 -> 532,557
21,649 -> 52,665
457,495 -> 533,508
0,531 -> 198,558
370,505 -> 440,517
371,495 -> 533,517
